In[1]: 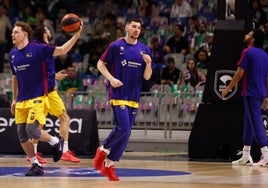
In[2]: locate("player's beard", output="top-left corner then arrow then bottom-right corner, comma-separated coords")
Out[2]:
130,32 -> 140,40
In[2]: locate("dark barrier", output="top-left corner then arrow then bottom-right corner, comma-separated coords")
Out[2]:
188,103 -> 244,160
0,108 -> 99,157
189,104 -> 265,161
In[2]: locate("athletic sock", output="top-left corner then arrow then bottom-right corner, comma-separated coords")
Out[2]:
30,156 -> 41,166
48,136 -> 59,146
261,146 -> 268,159
105,158 -> 115,167
243,146 -> 251,157
33,143 -> 38,154
63,141 -> 69,153
100,145 -> 110,155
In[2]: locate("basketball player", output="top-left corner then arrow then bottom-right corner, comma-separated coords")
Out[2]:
221,28 -> 268,166
26,25 -> 80,163
93,17 -> 152,181
9,20 -> 82,176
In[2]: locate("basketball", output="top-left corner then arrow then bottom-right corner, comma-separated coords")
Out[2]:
61,13 -> 81,33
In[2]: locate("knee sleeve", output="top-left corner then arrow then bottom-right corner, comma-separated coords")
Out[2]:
17,123 -> 29,143
25,121 -> 41,140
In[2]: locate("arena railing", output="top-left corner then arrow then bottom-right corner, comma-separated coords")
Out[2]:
58,86 -> 203,138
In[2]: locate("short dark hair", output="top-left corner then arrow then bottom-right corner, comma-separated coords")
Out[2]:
253,28 -> 264,48
125,17 -> 142,25
167,57 -> 175,64
33,25 -> 46,43
174,23 -> 184,33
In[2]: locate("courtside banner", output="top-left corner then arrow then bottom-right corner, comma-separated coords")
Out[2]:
0,108 -> 99,156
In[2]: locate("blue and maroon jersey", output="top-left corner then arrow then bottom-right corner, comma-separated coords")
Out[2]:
9,42 -> 55,102
237,46 -> 268,97
100,38 -> 151,106
33,39 -> 57,90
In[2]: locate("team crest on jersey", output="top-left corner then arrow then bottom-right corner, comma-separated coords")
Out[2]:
120,46 -> 124,54
121,59 -> 127,66
214,70 -> 237,100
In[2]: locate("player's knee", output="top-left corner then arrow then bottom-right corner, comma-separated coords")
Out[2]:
25,121 -> 41,139
58,112 -> 70,124
17,123 -> 29,143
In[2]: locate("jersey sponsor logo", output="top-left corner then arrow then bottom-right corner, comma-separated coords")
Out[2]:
214,70 -> 237,100
121,59 -> 127,66
26,53 -> 32,58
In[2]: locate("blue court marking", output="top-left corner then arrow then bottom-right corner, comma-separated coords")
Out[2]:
0,167 -> 191,177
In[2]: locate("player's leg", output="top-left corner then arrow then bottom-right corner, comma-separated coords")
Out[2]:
15,104 -> 44,176
48,91 -> 80,162
26,124 -> 47,163
26,96 -> 64,162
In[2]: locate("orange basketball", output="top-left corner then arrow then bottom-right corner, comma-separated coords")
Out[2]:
61,13 -> 81,33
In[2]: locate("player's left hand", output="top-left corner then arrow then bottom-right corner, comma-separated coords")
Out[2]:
141,53 -> 151,65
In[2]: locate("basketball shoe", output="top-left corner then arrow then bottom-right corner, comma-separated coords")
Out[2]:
232,155 -> 253,165
101,164 -> 119,181
92,147 -> 107,170
61,150 -> 80,163
52,136 -> 64,162
253,158 -> 268,167
25,163 -> 44,176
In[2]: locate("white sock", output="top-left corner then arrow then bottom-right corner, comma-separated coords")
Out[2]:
100,145 -> 110,155
261,146 -> 268,159
104,159 -> 115,168
48,136 -> 59,146
243,146 -> 251,156
63,141 -> 69,153
33,143 -> 38,154
30,156 -> 41,166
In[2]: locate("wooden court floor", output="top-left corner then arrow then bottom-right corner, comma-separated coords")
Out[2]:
0,152 -> 268,188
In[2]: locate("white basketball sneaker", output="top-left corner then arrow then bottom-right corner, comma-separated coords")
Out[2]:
253,158 -> 268,167
232,155 -> 253,165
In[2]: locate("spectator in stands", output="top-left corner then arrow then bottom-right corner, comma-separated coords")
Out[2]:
92,12 -> 117,56
245,0 -> 267,31
194,48 -> 210,75
142,35 -> 165,92
116,27 -> 124,39
96,0 -> 119,20
35,8 -> 55,44
54,53 -> 73,73
263,21 -> 268,52
0,94 -> 9,107
189,21 -> 209,54
161,57 -> 181,87
185,15 -> 200,47
180,57 -> 206,89
54,29 -> 72,46
58,65 -> 83,95
0,2 -> 12,73
163,23 -> 189,55
137,0 -> 153,19
170,0 -> 192,25
149,35 -> 165,69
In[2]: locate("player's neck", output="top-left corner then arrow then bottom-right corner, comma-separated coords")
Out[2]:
124,36 -> 137,45
17,39 -> 29,50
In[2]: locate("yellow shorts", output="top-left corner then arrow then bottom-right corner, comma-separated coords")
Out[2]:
46,91 -> 66,116
15,96 -> 48,125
